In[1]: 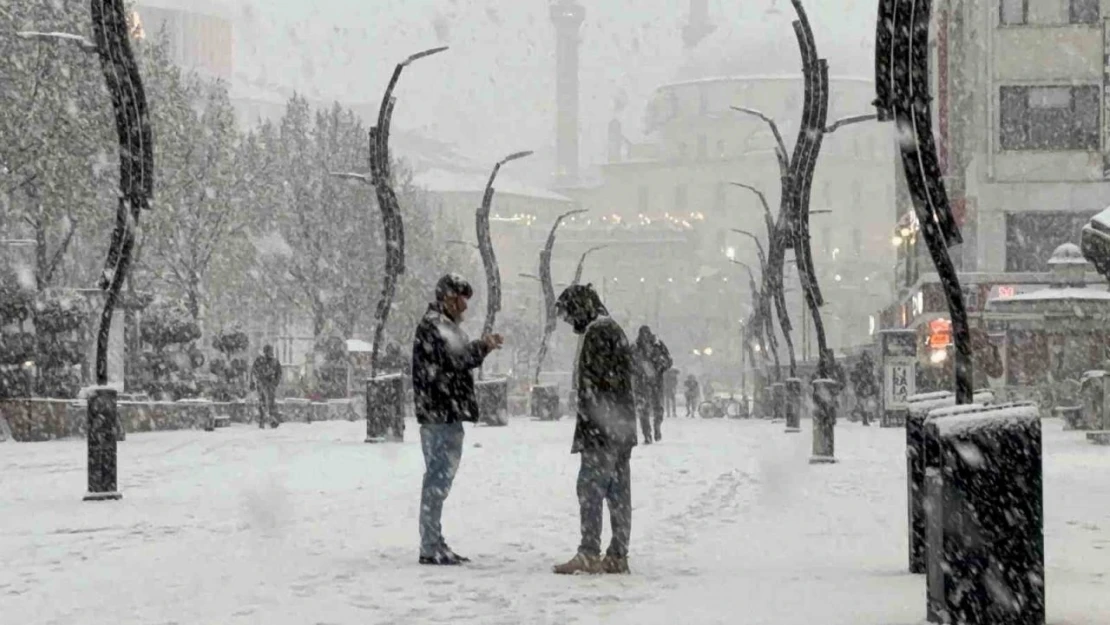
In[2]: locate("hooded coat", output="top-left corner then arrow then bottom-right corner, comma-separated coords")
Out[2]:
411,303 -> 491,425
557,285 -> 638,453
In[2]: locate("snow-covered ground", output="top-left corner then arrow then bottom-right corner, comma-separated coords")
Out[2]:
1,418 -> 1107,625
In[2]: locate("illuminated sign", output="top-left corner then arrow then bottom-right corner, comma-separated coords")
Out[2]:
927,318 -> 952,349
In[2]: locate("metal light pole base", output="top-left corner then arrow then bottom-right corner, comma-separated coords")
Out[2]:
85,387 -> 122,502
83,491 -> 123,501
809,379 -> 838,464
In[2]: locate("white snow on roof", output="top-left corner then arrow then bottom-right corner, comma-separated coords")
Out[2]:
910,392 -> 995,417
412,168 -> 573,203
1048,243 -> 1089,266
656,74 -> 874,91
933,404 -> 1040,438
346,339 -> 373,353
907,391 -> 952,403
1092,206 -> 1110,231
997,287 -> 1110,303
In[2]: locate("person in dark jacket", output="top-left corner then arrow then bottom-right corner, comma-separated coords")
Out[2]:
552,284 -> 637,575
412,274 -> 502,565
251,345 -> 282,428
632,326 -> 673,443
683,374 -> 700,417
850,351 -> 879,426
663,367 -> 679,419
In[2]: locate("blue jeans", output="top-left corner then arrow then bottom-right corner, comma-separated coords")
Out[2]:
419,423 -> 465,557
577,447 -> 633,558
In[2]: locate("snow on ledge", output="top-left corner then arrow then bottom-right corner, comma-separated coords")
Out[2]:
933,404 -> 1040,438
999,287 -> 1110,302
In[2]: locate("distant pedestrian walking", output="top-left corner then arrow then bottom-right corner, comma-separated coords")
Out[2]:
553,284 -> 637,575
683,375 -> 700,418
251,345 -> 282,428
663,367 -> 679,419
412,274 -> 502,566
632,326 -> 672,443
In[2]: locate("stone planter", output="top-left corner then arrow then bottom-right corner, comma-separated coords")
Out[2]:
476,377 -> 510,426
366,374 -> 405,442
531,384 -> 560,421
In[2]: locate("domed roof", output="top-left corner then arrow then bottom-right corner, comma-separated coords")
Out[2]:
673,15 -> 874,83
674,26 -> 799,81
1048,242 -> 1089,266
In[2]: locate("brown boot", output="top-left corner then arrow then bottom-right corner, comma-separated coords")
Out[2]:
553,553 -> 601,575
601,554 -> 630,574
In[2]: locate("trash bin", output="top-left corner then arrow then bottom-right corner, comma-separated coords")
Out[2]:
923,402 -> 1044,625
905,390 -> 995,574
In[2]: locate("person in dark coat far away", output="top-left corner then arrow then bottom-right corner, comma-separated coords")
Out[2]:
850,351 -> 879,426
251,345 -> 283,428
552,284 -> 637,575
663,367 -> 679,419
412,274 -> 503,565
684,374 -> 700,418
632,326 -> 673,443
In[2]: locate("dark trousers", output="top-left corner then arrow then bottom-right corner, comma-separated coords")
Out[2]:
685,394 -> 698,417
419,423 -> 465,556
577,447 -> 632,558
258,386 -> 278,427
664,391 -> 677,419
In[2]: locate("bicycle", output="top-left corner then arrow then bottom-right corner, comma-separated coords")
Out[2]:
698,394 -> 743,419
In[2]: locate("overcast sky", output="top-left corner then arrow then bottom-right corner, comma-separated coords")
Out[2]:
228,0 -> 877,173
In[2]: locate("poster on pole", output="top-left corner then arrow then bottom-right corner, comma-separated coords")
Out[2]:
878,329 -> 918,426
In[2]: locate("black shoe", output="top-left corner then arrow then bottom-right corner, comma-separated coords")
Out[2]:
420,551 -> 463,565
654,432 -> 661,442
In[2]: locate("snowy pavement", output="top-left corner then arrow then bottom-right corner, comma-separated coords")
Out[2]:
1,418 -> 1107,625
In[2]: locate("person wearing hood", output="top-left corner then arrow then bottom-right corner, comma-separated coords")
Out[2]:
411,274 -> 503,565
632,325 -> 673,443
552,284 -> 637,575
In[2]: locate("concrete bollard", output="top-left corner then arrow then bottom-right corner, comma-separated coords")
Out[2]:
366,374 -> 406,443
923,403 -> 1044,625
785,378 -> 802,433
84,388 -> 122,501
809,379 -> 838,464
531,384 -> 561,421
476,377 -> 510,426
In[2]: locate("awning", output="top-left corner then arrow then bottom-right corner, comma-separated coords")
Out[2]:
346,339 -> 374,353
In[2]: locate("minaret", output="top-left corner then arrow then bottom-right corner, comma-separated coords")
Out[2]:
550,1 -> 585,187
682,0 -> 715,49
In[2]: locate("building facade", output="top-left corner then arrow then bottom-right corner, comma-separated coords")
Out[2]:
133,1 -> 232,83
573,74 -> 897,372
883,0 -> 1110,386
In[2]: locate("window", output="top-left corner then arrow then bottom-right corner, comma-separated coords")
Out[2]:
716,139 -> 726,158
1000,0 -> 1026,25
697,135 -> 707,160
677,142 -> 689,160
1070,0 -> 1099,24
999,85 -> 1099,151
698,86 -> 709,114
1005,211 -> 1097,271
638,186 -> 649,212
852,228 -> 862,255
675,184 -> 688,211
